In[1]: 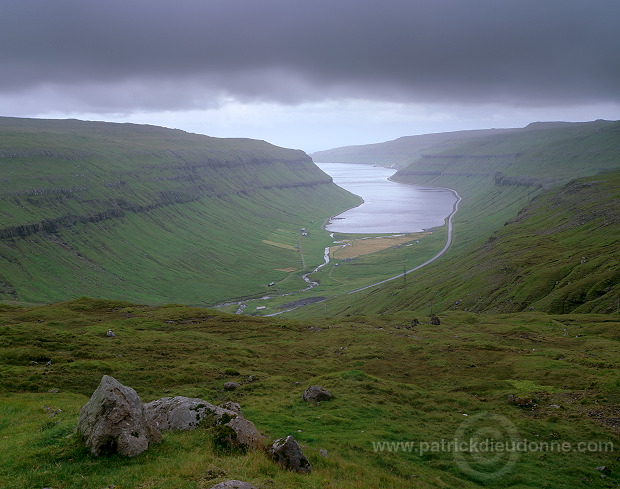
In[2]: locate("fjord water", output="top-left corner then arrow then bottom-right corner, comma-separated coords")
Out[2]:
316,162 -> 457,233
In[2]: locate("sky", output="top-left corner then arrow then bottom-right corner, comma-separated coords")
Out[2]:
1,0 -> 619,152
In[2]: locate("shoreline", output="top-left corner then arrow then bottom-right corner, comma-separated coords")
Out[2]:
321,195 -> 365,231
320,163 -> 455,235
226,164 -> 462,316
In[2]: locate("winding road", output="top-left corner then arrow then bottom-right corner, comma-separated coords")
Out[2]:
347,186 -> 461,294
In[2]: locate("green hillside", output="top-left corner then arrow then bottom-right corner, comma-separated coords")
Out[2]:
0,117 -> 358,306
299,170 -> 619,318
395,120 -> 619,189
1,118 -> 619,488
389,120 -> 620,314
390,119 -> 620,254
0,298 -> 618,488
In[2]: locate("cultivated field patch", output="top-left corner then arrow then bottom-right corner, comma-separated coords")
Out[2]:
330,232 -> 431,259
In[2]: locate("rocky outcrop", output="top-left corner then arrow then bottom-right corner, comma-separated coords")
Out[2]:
77,375 -> 161,457
144,396 -> 236,431
494,171 -> 543,188
270,435 -> 312,473
302,385 -> 332,403
77,377 -> 318,476
145,395 -> 264,451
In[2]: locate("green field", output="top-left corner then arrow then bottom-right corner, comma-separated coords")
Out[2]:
232,228 -> 448,316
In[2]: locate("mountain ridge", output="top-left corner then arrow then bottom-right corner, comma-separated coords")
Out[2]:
312,127 -> 518,167
0,117 -> 358,305
311,119 -> 618,169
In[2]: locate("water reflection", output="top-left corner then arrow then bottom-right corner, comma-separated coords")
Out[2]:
317,162 -> 457,234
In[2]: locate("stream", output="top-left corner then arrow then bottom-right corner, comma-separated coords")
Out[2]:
215,163 -> 460,315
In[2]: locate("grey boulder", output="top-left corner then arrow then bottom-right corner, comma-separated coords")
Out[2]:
270,435 -> 312,473
219,401 -> 243,416
77,375 -> 161,457
302,385 -> 332,403
223,381 -> 240,391
145,396 -> 236,431
225,416 -> 265,450
145,396 -> 264,451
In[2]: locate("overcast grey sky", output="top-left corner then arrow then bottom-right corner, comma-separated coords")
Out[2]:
1,0 -> 619,151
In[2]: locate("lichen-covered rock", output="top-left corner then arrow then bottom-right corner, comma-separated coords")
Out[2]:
145,396 -> 263,451
209,481 -> 257,489
270,435 -> 312,473
226,416 -> 265,450
145,396 -> 237,431
77,375 -> 161,457
302,385 -> 332,403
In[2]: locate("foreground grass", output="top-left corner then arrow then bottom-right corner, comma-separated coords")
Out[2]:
1,298 -> 619,488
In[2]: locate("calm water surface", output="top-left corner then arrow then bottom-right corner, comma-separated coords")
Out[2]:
317,162 -> 457,234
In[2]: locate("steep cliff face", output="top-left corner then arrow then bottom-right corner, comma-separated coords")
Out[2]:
0,117 -> 331,234
0,117 -> 356,304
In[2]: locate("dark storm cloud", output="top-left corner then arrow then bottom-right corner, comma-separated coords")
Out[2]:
1,0 -> 619,111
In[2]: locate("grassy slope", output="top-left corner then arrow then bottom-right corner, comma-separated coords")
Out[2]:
0,117 -> 358,306
311,128 -> 518,167
289,120 -> 620,318
0,298 -> 618,488
395,120 -> 619,186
